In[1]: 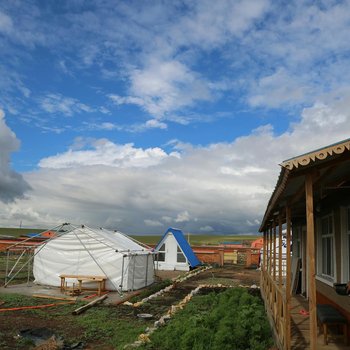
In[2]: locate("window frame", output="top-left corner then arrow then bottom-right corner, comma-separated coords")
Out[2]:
316,212 -> 335,283
176,246 -> 187,263
156,243 -> 166,262
341,206 -> 350,282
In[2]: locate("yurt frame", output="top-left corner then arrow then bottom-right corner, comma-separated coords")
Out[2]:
3,223 -> 155,294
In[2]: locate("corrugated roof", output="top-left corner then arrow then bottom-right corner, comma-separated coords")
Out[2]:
155,228 -> 201,268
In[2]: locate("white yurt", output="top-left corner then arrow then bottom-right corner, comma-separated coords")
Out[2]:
33,224 -> 154,292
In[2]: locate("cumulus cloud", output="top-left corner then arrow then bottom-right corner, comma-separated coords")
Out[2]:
0,110 -> 31,203
110,60 -> 213,120
1,95 -> 348,233
38,138 -> 179,169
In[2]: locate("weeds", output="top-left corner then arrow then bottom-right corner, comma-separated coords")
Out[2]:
142,288 -> 273,350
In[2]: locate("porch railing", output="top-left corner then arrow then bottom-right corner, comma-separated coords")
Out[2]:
261,265 -> 290,350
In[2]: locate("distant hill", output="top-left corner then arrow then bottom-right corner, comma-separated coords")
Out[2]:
0,227 -> 44,238
0,228 -> 260,246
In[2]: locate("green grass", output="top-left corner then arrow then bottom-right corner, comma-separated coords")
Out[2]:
132,234 -> 261,246
0,228 -> 43,238
142,288 -> 273,350
0,293 -> 152,349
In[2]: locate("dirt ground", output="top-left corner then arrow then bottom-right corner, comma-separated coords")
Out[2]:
0,265 -> 261,349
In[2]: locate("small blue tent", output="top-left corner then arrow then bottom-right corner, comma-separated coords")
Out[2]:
154,228 -> 201,271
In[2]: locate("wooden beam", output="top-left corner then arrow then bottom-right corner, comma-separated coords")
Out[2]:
278,214 -> 283,287
72,294 -> 108,315
285,206 -> 292,350
305,173 -> 317,350
269,226 -> 272,274
273,220 -> 277,281
263,230 -> 267,272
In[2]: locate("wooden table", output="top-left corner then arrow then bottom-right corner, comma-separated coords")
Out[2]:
59,274 -> 107,296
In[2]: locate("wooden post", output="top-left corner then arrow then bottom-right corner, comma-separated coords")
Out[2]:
263,230 -> 267,272
273,220 -> 277,281
278,214 -> 283,287
285,206 -> 292,350
269,225 -> 273,274
305,173 -> 317,350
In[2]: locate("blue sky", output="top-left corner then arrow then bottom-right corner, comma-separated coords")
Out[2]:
1,0 -> 350,234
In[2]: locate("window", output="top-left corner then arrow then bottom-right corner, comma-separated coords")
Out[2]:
342,207 -> 350,281
318,214 -> 334,279
156,243 -> 165,262
177,246 -> 186,263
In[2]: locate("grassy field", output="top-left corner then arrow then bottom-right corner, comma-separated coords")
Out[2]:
0,227 -> 42,237
0,227 -> 261,245
133,234 -> 261,245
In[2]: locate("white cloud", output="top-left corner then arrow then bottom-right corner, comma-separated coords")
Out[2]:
39,93 -> 94,116
200,225 -> 214,233
248,68 -> 310,108
144,219 -> 163,227
0,11 -> 13,34
3,97 -> 350,233
110,60 -> 212,119
38,139 -> 177,169
175,211 -> 191,223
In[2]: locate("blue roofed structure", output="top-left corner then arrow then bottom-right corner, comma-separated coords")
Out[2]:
154,228 -> 201,271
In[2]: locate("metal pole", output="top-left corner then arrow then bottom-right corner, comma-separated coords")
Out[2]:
4,249 -> 10,287
120,255 -> 125,291
27,248 -> 31,286
145,254 -> 149,287
132,255 -> 136,291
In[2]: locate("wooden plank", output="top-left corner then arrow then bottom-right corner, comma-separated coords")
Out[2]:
32,294 -> 77,301
59,274 -> 106,279
72,294 -> 108,315
305,173 -> 317,350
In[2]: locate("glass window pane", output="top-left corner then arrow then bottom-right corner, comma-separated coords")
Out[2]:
322,218 -> 328,235
157,252 -> 165,262
177,253 -> 186,263
159,244 -> 165,252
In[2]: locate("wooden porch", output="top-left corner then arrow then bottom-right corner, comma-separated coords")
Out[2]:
261,269 -> 350,350
259,139 -> 350,349
290,295 -> 349,350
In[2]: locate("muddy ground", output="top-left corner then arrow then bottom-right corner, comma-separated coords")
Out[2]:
0,265 -> 261,349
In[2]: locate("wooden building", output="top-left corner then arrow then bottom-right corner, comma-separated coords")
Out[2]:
259,139 -> 350,349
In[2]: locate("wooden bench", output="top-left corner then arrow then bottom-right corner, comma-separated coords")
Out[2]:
60,274 -> 107,296
317,304 -> 348,345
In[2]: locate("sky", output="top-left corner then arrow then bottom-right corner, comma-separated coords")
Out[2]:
1,0 -> 350,235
